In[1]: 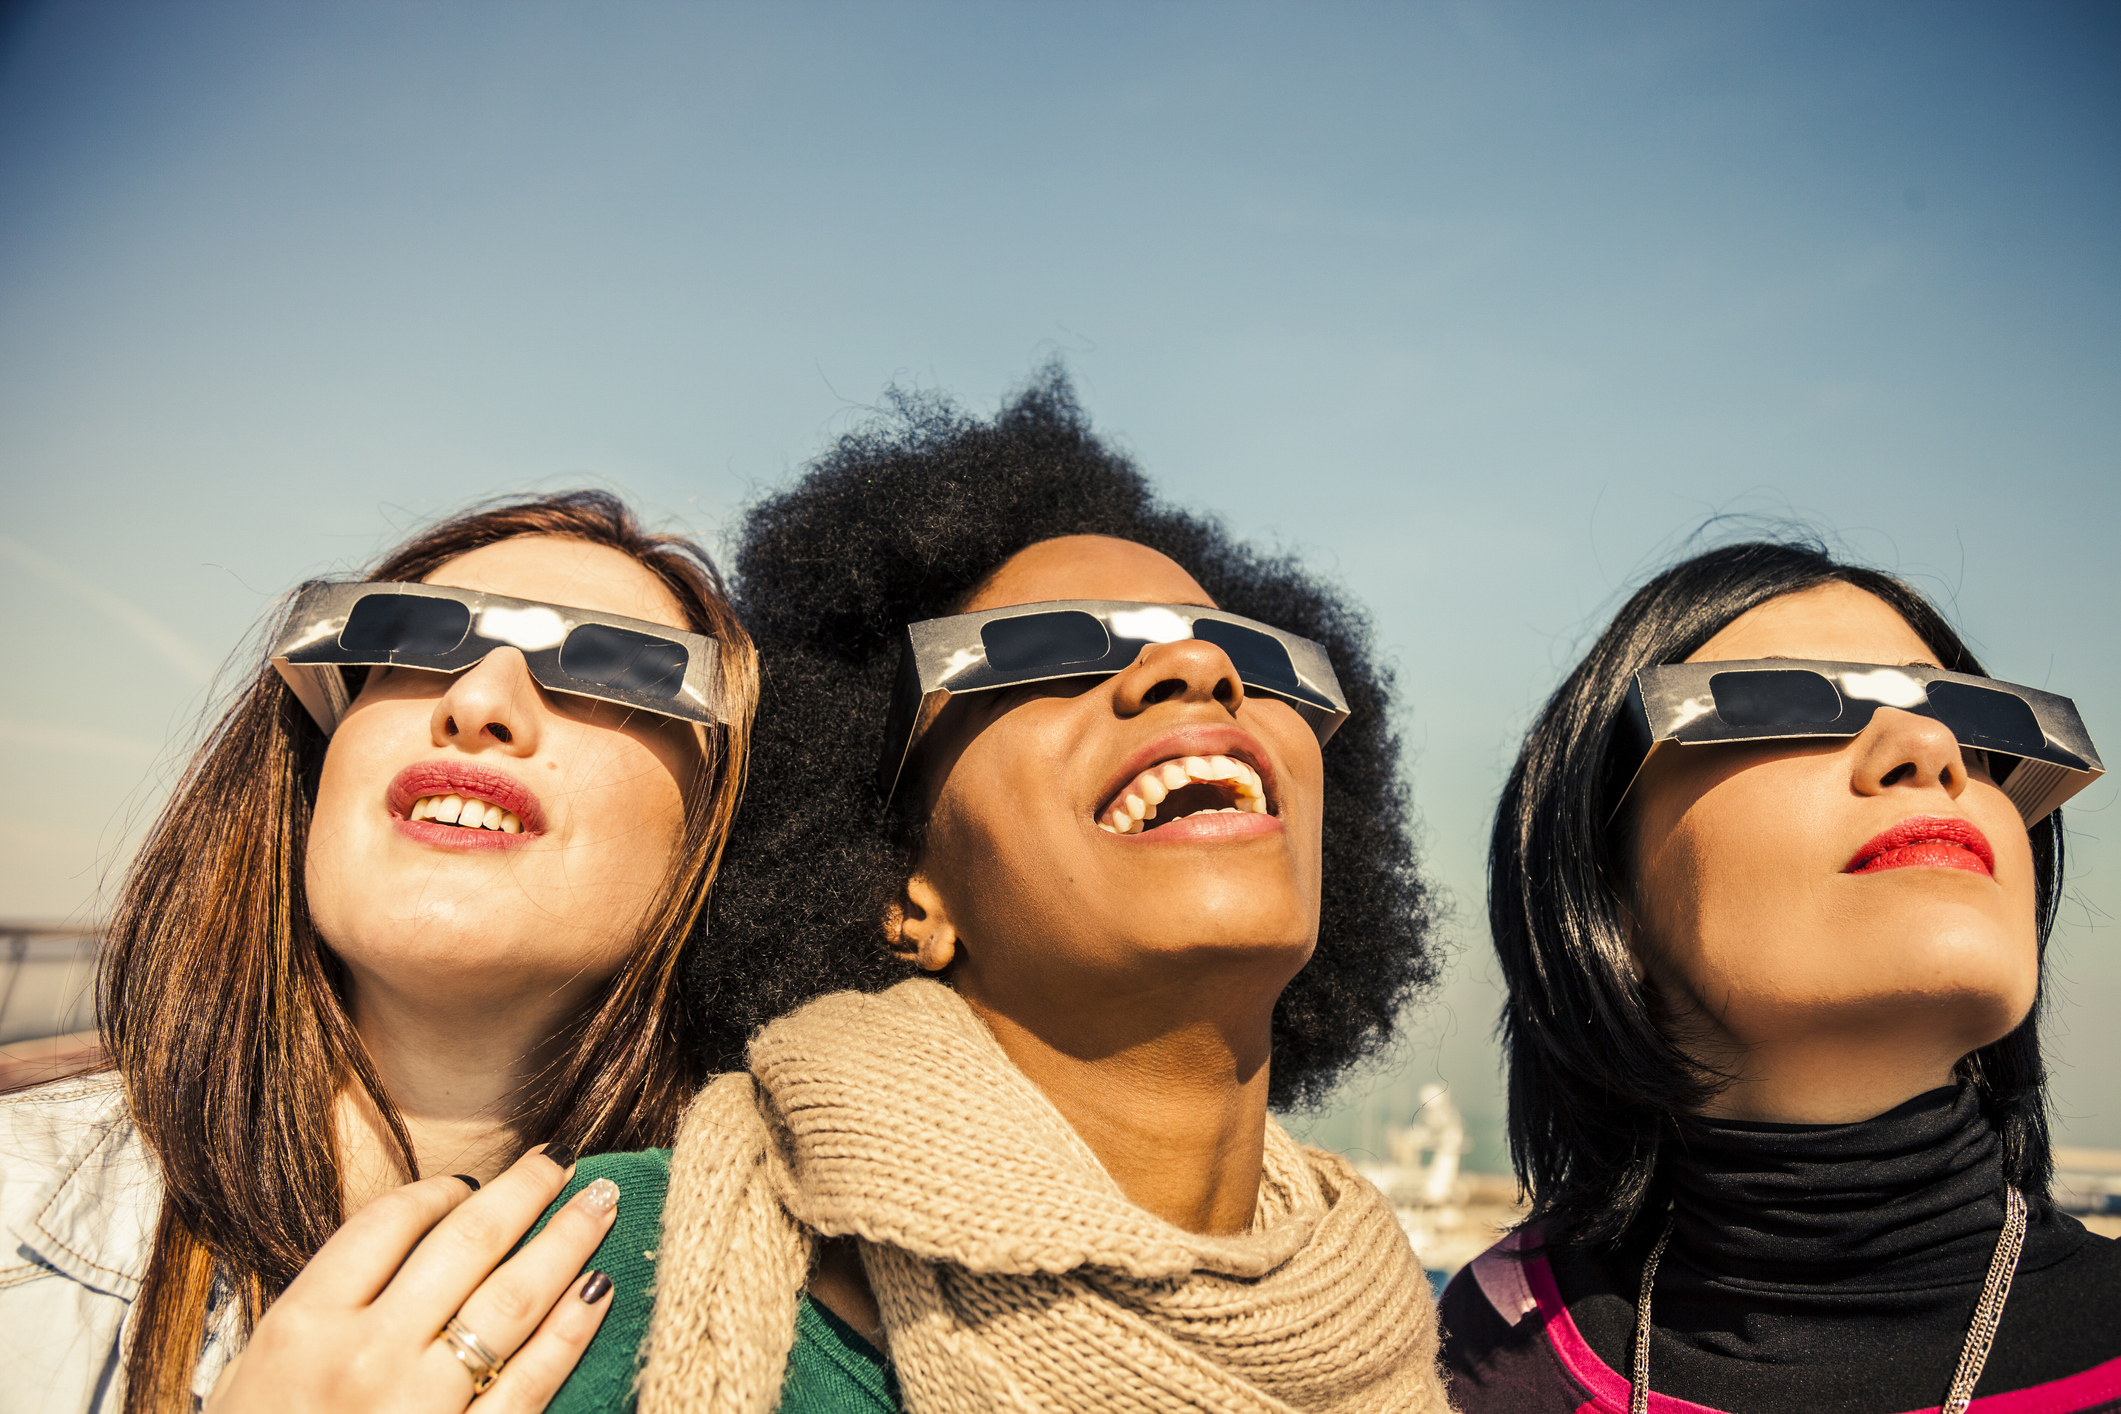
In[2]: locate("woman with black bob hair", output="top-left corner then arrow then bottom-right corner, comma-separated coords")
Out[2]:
534,368 -> 1450,1413
1442,539 -> 2120,1412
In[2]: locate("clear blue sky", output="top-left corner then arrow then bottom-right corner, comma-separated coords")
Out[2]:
3,0 -> 2116,1162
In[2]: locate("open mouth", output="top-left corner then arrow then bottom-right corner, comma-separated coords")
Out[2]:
1098,754 -> 1271,836
388,761 -> 544,843
407,793 -> 524,834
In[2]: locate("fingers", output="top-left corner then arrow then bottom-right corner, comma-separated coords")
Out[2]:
467,1269 -> 618,1414
447,1174 -> 622,1366
374,1143 -> 577,1332
277,1171 -> 481,1309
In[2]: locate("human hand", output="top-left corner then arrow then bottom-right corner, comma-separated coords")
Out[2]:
205,1144 -> 617,1414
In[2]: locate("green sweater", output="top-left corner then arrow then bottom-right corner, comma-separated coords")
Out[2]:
523,1150 -> 902,1414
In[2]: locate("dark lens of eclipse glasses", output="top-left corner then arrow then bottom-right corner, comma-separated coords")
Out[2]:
1924,681 -> 2046,755
976,609 -> 1308,701
1708,669 -> 1844,728
1704,669 -> 2049,759
558,623 -> 690,699
979,611 -> 1111,672
340,594 -> 472,654
1191,619 -> 1304,697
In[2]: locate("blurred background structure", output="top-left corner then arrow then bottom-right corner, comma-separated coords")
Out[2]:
3,1 -> 2118,1270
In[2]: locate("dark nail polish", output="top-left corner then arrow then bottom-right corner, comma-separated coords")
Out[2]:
453,1174 -> 481,1192
543,1142 -> 577,1170
579,1270 -> 612,1305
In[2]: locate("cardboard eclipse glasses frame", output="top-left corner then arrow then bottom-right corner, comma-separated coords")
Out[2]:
1613,658 -> 2104,826
878,599 -> 1351,803
268,581 -> 727,735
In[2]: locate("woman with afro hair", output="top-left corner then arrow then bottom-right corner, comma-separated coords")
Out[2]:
533,368 -> 1450,1414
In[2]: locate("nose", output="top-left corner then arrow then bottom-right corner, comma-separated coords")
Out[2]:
430,647 -> 541,756
1111,637 -> 1246,720
1849,705 -> 1970,803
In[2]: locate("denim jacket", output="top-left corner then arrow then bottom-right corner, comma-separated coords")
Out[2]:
0,1073 -> 241,1411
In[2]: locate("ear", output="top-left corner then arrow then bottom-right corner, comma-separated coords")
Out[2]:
1616,897 -> 1649,987
884,871 -> 958,973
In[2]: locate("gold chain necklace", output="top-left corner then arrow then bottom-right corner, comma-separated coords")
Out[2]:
1630,1187 -> 2028,1414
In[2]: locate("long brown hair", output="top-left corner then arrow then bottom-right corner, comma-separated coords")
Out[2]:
103,491 -> 757,1411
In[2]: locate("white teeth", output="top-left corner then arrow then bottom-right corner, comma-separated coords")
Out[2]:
1100,753 -> 1271,834
407,794 -> 524,833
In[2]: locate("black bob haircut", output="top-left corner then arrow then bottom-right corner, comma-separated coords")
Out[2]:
1491,539 -> 2064,1247
688,367 -> 1440,1110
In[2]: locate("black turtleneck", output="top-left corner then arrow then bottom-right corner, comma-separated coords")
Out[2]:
1550,1085 -> 2121,1411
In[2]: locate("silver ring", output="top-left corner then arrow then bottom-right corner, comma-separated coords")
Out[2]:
442,1315 -> 506,1394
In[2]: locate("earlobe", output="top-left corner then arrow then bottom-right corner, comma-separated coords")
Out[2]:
1617,899 -> 1648,987
886,873 -> 958,973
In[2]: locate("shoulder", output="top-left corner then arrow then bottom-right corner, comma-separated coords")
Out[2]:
0,1071 -> 127,1147
1982,1210 -> 2121,1398
1442,1226 -> 1544,1334
572,1148 -> 671,1190
780,1292 -> 901,1414
0,1072 -> 137,1211
1438,1228 -> 1588,1414
535,1150 -> 674,1414
0,1073 -> 153,1291
0,1073 -> 146,1413
532,1149 -> 671,1240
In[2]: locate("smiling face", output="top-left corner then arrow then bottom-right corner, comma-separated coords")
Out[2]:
305,534 -> 702,1019
1625,582 -> 2040,1119
897,534 -> 1326,1038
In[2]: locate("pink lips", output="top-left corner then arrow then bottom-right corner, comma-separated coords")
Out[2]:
1844,815 -> 1995,878
387,761 -> 546,851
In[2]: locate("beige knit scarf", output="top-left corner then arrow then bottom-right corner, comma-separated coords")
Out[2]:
637,978 -> 1445,1414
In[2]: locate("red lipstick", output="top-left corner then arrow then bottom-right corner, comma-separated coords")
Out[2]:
1844,815 -> 1994,878
387,761 -> 546,851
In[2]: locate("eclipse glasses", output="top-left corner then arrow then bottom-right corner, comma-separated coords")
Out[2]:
269,581 -> 726,736
1613,658 -> 2104,826
878,599 -> 1350,803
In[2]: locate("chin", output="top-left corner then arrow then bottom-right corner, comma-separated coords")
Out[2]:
1886,908 -> 2035,989
1816,933 -> 2037,1055
1147,883 -> 1314,946
1139,934 -> 1316,993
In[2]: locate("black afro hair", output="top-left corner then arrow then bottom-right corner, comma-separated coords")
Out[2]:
689,366 -> 1441,1110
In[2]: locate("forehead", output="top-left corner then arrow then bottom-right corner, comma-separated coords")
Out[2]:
1686,582 -> 1937,667
961,535 -> 1213,613
423,534 -> 688,631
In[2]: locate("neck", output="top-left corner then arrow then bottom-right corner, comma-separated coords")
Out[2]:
334,963 -> 587,1211
1697,1046 -> 1960,1125
958,972 -> 1277,1236
1663,999 -> 1975,1124
1658,1084 -> 2024,1292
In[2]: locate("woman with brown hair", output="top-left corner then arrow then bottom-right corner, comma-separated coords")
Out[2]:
0,491 -> 756,1413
